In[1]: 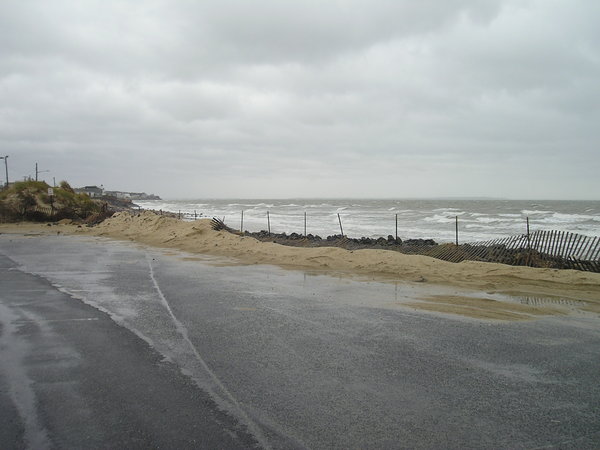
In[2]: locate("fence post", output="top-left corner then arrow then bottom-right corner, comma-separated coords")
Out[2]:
178,210 -> 181,220
241,210 -> 244,233
526,216 -> 531,266
267,211 -> 271,235
194,210 -> 197,220
338,213 -> 344,237
395,213 -> 398,241
455,216 -> 459,246
304,211 -> 307,237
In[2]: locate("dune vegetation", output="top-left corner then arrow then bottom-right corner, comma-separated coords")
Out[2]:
0,180 -> 102,222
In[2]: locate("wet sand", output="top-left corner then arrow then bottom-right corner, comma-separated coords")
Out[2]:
2,211 -> 599,320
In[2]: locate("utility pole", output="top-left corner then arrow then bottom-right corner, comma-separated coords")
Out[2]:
0,155 -> 8,189
35,162 -> 49,182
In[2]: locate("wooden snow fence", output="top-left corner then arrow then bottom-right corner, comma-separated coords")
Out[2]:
420,230 -> 600,273
211,217 -> 235,233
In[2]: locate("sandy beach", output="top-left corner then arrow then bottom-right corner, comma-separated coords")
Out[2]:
2,211 -> 599,319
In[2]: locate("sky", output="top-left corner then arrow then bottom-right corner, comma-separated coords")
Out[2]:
1,0 -> 599,199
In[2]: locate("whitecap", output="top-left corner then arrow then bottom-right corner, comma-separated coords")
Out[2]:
536,213 -> 599,224
521,210 -> 553,215
424,214 -> 456,224
475,217 -> 502,224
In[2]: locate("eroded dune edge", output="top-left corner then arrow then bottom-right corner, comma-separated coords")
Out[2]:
2,211 -> 599,320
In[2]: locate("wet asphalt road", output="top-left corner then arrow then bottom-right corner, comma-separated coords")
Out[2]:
1,233 -> 600,449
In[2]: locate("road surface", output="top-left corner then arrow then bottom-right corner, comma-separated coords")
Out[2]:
1,233 -> 600,449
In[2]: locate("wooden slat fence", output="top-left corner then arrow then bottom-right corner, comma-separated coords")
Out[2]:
34,205 -> 53,216
420,230 -> 600,272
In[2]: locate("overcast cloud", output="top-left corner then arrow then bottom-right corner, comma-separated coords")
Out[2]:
1,0 -> 598,199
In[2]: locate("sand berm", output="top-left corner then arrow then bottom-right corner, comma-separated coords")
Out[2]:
3,211 -> 599,311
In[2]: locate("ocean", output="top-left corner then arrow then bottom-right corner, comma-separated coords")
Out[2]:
134,199 -> 600,244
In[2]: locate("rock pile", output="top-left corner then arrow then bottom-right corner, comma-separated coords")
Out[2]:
242,229 -> 438,251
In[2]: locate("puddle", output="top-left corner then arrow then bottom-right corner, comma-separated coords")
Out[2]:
513,295 -> 587,308
176,253 -> 244,267
504,293 -> 600,315
407,295 -> 567,321
404,290 -> 599,321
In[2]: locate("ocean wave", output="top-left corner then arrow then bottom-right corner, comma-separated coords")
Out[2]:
536,213 -> 600,224
305,203 -> 334,208
424,214 -> 457,224
473,217 -> 503,224
521,210 -> 553,215
464,224 -> 488,229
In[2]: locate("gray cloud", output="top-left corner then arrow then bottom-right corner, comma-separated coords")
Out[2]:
0,0 -> 598,199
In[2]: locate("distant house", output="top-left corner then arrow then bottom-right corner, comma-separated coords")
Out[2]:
74,186 -> 160,200
104,190 -> 131,199
128,192 -> 161,200
75,185 -> 104,198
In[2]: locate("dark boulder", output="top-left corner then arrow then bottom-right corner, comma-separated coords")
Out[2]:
404,238 -> 437,246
